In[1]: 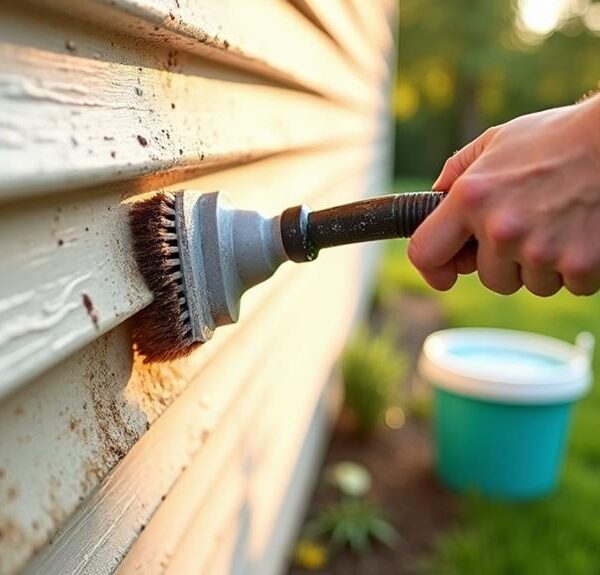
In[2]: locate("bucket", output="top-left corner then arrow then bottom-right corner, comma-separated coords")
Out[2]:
418,328 -> 594,500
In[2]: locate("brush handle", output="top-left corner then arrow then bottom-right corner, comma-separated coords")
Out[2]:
280,191 -> 446,262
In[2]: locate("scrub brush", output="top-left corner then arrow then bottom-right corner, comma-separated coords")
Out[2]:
130,190 -> 444,362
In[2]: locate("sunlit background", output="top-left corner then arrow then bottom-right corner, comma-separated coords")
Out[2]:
394,0 -> 599,177
381,5 -> 600,572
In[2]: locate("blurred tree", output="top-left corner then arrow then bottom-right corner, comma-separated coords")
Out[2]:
394,0 -> 600,177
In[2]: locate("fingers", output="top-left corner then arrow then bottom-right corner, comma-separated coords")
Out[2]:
433,127 -> 499,191
455,242 -> 478,275
476,244 -> 522,295
412,243 -> 477,291
408,194 -> 472,275
559,251 -> 600,296
519,233 -> 563,296
410,128 -> 502,291
418,262 -> 459,291
555,216 -> 600,295
520,268 -> 562,297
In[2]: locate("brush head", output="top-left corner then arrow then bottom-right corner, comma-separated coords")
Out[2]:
130,190 -> 288,363
130,192 -> 202,362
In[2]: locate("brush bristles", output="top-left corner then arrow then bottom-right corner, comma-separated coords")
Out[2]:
130,192 -> 203,362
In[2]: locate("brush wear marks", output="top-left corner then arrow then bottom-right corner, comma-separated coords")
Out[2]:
130,193 -> 203,362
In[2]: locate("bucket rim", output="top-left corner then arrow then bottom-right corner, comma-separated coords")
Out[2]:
419,328 -> 593,404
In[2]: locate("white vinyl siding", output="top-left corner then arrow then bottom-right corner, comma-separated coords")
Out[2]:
0,1 -> 395,573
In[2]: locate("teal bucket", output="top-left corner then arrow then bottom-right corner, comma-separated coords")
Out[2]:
419,329 -> 594,500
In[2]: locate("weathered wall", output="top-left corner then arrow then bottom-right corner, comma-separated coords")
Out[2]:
0,1 -> 396,573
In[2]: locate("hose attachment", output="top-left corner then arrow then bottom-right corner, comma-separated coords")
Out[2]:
280,191 -> 446,263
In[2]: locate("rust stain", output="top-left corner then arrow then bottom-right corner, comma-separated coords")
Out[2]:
69,417 -> 82,432
44,478 -> 68,539
0,517 -> 25,546
80,332 -> 144,492
166,50 -> 178,69
82,293 -> 99,329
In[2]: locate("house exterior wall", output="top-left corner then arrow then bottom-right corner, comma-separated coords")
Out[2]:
0,1 -> 395,573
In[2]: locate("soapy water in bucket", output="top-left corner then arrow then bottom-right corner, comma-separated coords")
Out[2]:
448,345 -> 565,380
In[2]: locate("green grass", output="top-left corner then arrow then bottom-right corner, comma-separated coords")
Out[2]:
379,179 -> 600,575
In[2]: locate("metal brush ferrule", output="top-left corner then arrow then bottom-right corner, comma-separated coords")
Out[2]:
177,191 -> 288,342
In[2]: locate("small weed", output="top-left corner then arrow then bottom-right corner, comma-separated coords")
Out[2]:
304,498 -> 398,555
341,327 -> 406,435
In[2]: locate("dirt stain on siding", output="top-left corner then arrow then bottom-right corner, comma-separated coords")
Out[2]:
80,330 -> 145,490
82,293 -> 99,329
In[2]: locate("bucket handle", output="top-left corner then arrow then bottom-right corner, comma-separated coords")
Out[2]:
576,331 -> 595,367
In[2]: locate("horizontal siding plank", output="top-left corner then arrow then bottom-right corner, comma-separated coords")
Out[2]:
344,0 -> 394,62
23,238 -> 363,575
0,38 -> 372,200
26,0 -> 376,109
5,255 -> 307,575
289,0 -> 388,81
189,318 -> 345,575
163,294 -> 348,575
3,148 -> 386,575
0,146 -> 372,400
247,376 -> 341,575
117,276 -> 347,574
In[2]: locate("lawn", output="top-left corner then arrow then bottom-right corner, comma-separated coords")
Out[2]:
380,180 -> 600,575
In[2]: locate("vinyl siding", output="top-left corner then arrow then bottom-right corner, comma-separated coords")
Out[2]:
0,1 -> 395,573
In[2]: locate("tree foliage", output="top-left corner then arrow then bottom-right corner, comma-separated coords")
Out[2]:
395,0 -> 600,177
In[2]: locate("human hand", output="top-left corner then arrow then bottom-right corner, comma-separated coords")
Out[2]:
408,94 -> 600,296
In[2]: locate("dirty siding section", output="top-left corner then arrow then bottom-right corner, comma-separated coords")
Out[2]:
0,1 -> 396,574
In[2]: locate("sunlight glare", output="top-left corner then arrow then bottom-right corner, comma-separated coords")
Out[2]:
584,2 -> 600,32
518,0 -> 566,35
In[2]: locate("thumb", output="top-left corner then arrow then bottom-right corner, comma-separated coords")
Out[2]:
433,126 -> 499,191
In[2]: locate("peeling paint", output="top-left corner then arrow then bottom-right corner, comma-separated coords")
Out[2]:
0,273 -> 90,347
43,273 -> 90,314
0,303 -> 79,347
